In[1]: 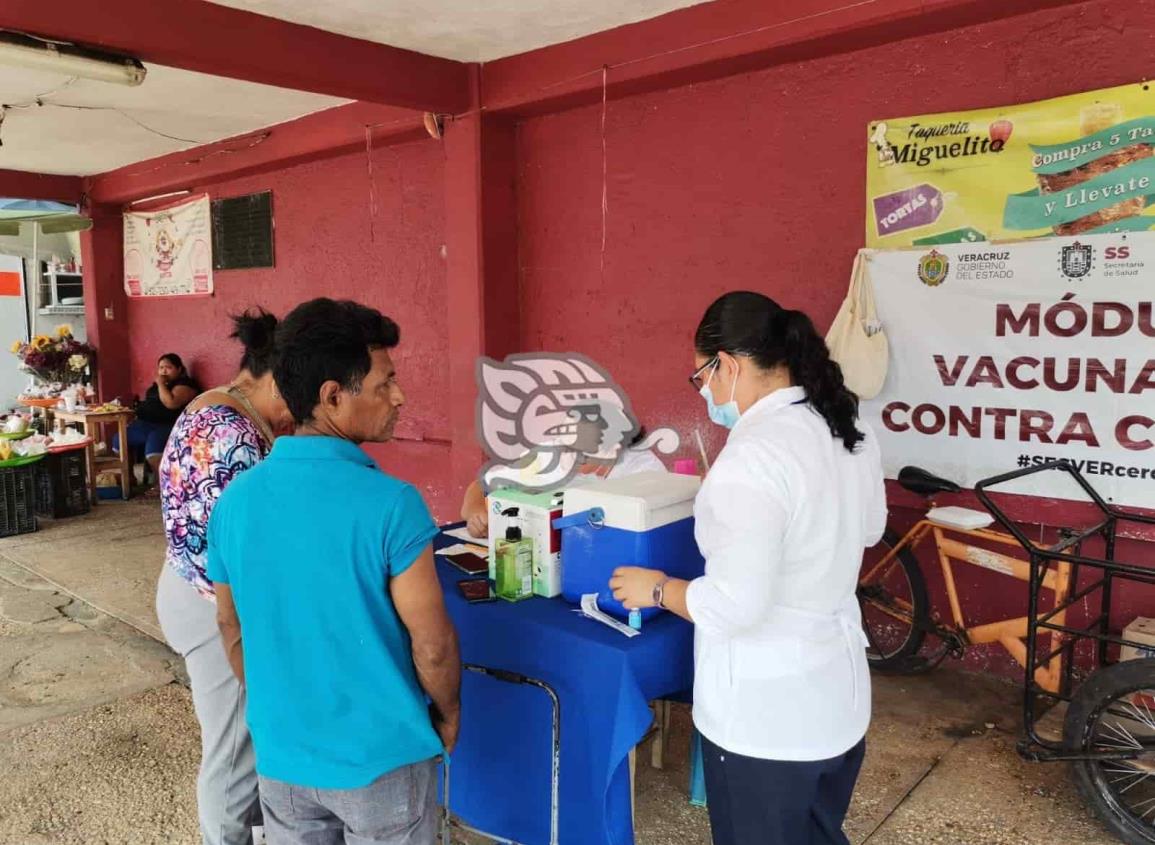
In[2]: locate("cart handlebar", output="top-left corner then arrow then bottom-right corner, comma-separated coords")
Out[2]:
975,460 -> 1155,557
975,461 -> 1106,557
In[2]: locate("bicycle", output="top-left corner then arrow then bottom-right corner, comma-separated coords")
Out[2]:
857,465 -> 1077,685
857,461 -> 1155,845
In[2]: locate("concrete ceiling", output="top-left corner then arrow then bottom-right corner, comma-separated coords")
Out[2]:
209,0 -> 708,62
0,64 -> 348,177
0,1 -> 707,179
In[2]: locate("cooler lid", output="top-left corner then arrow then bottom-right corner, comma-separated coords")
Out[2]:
562,471 -> 700,530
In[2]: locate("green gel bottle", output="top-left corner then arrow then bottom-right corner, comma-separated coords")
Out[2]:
495,514 -> 534,602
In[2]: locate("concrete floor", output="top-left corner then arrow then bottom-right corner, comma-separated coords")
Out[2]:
0,502 -> 1120,844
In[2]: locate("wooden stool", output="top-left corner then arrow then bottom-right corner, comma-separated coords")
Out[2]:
53,408 -> 135,503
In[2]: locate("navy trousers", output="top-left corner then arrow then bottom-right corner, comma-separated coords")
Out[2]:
701,735 -> 866,845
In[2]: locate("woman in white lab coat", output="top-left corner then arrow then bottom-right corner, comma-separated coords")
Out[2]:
610,291 -> 886,845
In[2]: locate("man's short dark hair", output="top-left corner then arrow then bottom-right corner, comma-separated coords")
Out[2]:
274,298 -> 400,425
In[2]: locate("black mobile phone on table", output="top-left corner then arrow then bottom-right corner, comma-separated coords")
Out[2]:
457,578 -> 497,604
444,551 -> 489,576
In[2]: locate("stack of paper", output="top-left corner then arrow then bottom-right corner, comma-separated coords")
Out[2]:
442,526 -> 491,547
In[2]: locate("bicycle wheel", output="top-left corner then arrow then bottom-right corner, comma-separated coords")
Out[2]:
1064,658 -> 1155,844
857,528 -> 929,673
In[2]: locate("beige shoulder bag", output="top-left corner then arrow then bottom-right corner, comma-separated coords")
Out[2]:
825,250 -> 889,400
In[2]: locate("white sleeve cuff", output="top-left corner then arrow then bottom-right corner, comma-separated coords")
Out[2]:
684,575 -> 706,624
685,574 -> 754,637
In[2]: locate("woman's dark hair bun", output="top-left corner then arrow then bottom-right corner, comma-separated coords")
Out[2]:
230,308 -> 279,377
231,309 -> 278,351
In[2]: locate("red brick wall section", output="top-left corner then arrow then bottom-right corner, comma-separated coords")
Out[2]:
513,0 -> 1155,674
122,138 -> 454,517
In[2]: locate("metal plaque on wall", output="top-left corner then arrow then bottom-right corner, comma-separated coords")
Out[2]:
211,191 -> 274,270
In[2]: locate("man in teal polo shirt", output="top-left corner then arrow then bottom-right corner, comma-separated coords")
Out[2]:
207,298 -> 460,845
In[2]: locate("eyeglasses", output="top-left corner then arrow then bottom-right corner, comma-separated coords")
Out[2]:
689,357 -> 718,391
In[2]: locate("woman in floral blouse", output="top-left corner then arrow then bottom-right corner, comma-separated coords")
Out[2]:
156,309 -> 293,845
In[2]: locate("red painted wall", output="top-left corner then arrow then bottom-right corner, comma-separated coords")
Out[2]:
82,204 -> 132,402
111,0 -> 1155,674
123,138 -> 456,517
515,0 -> 1155,674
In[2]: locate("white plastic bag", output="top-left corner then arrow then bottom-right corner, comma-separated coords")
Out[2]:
825,250 -> 889,399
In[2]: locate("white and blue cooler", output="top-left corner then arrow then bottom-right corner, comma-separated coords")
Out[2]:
554,471 -> 704,621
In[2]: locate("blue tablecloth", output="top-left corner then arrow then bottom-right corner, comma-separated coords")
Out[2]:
436,526 -> 694,845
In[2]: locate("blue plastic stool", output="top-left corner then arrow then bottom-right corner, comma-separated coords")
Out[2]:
689,729 -> 707,807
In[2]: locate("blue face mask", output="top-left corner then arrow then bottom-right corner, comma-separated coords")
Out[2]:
699,359 -> 741,429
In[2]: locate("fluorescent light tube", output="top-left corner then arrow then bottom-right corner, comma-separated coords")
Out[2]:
0,33 -> 145,87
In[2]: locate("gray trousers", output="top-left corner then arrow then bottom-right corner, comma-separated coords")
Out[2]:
157,565 -> 262,845
259,759 -> 438,845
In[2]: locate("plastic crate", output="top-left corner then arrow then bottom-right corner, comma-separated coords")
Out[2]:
35,450 -> 90,519
0,463 -> 38,537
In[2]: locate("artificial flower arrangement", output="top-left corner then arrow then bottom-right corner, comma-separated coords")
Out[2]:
10,325 -> 95,390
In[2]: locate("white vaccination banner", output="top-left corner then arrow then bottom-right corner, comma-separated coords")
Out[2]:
859,231 -> 1155,507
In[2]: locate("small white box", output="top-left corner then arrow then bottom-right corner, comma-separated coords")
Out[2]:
926,506 -> 994,531
1121,617 -> 1155,662
488,488 -> 565,598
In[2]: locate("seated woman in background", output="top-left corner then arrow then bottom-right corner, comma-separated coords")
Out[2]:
122,353 -> 201,485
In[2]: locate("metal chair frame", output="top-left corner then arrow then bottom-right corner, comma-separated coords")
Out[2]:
441,663 -> 561,845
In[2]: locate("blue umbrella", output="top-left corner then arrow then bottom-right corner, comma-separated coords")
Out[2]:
0,199 -> 89,235
0,199 -> 78,214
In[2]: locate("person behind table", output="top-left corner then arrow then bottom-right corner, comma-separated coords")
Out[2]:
156,309 -> 293,845
459,425 -> 666,539
123,353 -> 202,483
207,298 -> 460,845
610,291 -> 886,845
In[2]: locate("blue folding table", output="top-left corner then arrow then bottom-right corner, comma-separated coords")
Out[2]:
436,526 -> 694,845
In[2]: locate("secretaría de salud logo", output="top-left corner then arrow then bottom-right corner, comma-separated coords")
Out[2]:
917,249 -> 950,286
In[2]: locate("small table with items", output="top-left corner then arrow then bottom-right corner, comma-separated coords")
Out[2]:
436,524 -> 695,845
54,408 -> 135,503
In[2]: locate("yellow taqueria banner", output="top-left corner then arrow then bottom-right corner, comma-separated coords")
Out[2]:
866,82 -> 1155,248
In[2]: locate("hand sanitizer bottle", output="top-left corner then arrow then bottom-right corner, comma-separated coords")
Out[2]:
495,512 -> 534,602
